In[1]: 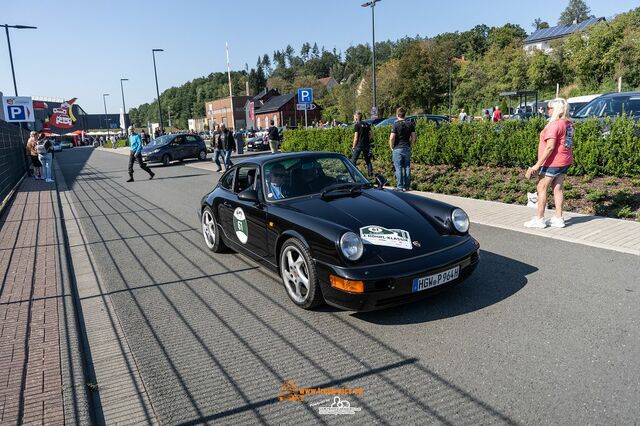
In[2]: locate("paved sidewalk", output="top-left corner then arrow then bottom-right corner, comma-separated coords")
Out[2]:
417,191 -> 640,256
0,176 -> 90,424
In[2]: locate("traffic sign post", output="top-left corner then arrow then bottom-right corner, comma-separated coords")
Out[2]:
297,88 -> 313,103
2,96 -> 34,122
297,88 -> 314,127
296,103 -> 316,111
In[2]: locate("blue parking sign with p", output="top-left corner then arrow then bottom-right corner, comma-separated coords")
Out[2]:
298,88 -> 313,104
8,106 -> 27,121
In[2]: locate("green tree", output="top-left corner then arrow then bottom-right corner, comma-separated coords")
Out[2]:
559,0 -> 592,25
533,18 -> 550,30
488,24 -> 528,50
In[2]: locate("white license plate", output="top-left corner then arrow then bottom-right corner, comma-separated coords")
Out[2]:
412,266 -> 460,293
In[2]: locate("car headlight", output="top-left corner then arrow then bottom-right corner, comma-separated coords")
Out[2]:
451,208 -> 470,233
340,232 -> 363,261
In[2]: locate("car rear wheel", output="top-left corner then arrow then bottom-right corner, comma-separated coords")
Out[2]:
162,154 -> 171,166
201,207 -> 226,252
279,238 -> 323,309
198,149 -> 207,161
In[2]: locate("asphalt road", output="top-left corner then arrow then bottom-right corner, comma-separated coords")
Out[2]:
57,147 -> 640,425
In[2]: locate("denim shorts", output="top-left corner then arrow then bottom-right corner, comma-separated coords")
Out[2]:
539,165 -> 570,177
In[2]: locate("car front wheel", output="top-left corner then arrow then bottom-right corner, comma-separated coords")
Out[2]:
198,149 -> 207,160
279,238 -> 323,309
162,154 -> 171,166
201,207 -> 226,252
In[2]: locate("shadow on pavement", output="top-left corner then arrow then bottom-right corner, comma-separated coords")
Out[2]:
355,250 -> 535,325
55,147 -> 521,425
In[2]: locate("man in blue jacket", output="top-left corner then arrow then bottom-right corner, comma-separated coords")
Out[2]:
127,126 -> 155,182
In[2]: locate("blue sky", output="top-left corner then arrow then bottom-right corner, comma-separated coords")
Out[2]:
2,0 -> 637,113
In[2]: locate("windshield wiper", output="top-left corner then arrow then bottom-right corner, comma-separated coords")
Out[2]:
320,182 -> 370,199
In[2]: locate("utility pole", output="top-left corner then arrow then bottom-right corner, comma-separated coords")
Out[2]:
102,94 -> 110,144
361,1 -> 381,118
152,49 -> 164,133
120,78 -> 128,131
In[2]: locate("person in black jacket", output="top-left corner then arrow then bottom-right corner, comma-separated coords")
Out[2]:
220,123 -> 235,170
350,112 -> 373,177
267,120 -> 281,153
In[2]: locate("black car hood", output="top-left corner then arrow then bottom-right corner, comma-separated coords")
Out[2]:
284,189 -> 462,263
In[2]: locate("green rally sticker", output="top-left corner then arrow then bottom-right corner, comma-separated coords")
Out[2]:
233,207 -> 248,244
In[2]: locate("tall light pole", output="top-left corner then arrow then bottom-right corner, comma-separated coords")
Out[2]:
102,93 -> 110,144
120,78 -> 128,132
152,49 -> 164,134
361,1 -> 380,118
2,24 -> 37,96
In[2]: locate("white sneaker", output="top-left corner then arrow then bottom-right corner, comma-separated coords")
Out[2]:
524,217 -> 547,229
549,217 -> 565,228
45,179 -> 55,183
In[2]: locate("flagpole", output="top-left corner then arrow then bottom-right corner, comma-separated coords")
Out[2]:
226,42 -> 235,129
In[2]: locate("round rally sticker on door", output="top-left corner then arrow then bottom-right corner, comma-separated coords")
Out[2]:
233,207 -> 249,244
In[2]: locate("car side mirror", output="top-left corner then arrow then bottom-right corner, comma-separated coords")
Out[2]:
375,174 -> 387,189
238,188 -> 259,203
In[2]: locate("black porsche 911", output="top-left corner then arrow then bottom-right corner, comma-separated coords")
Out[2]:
198,151 -> 480,311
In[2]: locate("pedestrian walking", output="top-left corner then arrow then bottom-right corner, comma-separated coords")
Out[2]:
37,133 -> 54,183
219,123 -> 235,170
140,129 -> 149,146
524,98 -> 574,229
483,109 -> 491,121
458,108 -> 467,122
492,106 -> 502,122
126,126 -> 155,182
26,131 -> 42,179
388,107 -> 416,191
267,120 -> 281,153
212,125 -> 225,172
110,134 -> 116,149
350,111 -> 373,177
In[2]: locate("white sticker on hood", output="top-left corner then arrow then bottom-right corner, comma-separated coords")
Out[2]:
360,226 -> 412,250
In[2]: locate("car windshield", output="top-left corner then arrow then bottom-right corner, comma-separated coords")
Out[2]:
376,117 -> 397,127
148,135 -> 173,146
263,154 -> 369,201
574,96 -> 640,118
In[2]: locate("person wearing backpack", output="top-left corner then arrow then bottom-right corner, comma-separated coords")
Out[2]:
37,133 -> 54,183
389,107 -> 416,191
350,112 -> 374,177
524,98 -> 574,229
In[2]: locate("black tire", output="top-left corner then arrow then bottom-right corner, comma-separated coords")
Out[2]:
279,238 -> 323,309
198,149 -> 207,161
162,154 -> 171,166
201,206 -> 226,253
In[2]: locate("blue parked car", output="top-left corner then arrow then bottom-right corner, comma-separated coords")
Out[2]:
141,133 -> 208,166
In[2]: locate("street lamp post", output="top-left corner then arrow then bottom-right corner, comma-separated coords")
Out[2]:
2,24 -> 37,96
152,49 -> 164,134
361,1 -> 380,118
102,93 -> 110,145
120,78 -> 128,132
449,64 -> 452,119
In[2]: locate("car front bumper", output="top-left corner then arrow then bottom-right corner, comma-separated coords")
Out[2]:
315,237 -> 480,311
141,152 -> 162,162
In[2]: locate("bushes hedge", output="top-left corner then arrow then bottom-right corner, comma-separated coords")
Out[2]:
282,117 -> 640,177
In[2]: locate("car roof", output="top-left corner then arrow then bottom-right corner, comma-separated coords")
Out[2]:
597,91 -> 640,99
234,151 -> 345,166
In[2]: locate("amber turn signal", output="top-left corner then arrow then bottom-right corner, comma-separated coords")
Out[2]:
330,275 -> 365,294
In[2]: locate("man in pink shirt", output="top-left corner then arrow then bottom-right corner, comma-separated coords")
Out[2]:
524,98 -> 574,229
